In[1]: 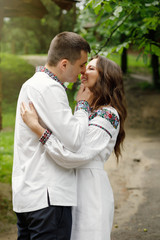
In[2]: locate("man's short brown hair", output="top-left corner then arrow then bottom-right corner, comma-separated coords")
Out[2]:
47,32 -> 90,66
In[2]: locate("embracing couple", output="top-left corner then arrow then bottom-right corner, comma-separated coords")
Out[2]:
12,32 -> 127,240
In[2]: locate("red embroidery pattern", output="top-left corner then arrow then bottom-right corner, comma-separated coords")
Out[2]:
89,109 -> 119,129
39,129 -> 52,145
89,124 -> 112,138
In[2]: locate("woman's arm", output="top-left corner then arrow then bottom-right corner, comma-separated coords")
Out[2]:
20,102 -> 119,169
20,101 -> 45,138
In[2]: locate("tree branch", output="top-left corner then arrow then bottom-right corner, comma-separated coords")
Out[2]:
95,8 -> 135,55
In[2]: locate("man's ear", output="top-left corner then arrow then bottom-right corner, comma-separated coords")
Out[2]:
60,59 -> 68,71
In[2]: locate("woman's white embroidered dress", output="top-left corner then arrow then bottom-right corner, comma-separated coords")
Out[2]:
43,106 -> 120,240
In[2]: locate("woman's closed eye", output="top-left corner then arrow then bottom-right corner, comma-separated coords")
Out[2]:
88,66 -> 96,70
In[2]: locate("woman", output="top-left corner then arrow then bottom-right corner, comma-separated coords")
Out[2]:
20,55 -> 127,240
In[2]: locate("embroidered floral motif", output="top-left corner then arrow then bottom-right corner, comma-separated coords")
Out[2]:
89,124 -> 112,138
36,66 -> 67,91
75,100 -> 91,113
89,109 -> 119,129
39,129 -> 52,145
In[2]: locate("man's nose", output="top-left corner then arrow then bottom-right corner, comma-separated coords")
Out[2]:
80,65 -> 86,74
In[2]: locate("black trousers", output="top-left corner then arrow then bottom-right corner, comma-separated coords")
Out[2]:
15,205 -> 72,240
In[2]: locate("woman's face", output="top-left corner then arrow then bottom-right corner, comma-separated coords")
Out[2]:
80,58 -> 99,88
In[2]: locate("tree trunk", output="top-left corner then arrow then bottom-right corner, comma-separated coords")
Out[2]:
0,3 -> 4,130
120,34 -> 128,73
121,47 -> 127,73
149,30 -> 160,88
151,54 -> 160,88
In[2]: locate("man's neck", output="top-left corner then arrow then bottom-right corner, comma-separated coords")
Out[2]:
44,64 -> 64,83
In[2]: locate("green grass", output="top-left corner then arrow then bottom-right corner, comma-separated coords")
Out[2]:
0,102 -> 16,184
0,197 -> 16,224
0,131 -> 14,184
0,196 -> 16,232
0,53 -> 34,184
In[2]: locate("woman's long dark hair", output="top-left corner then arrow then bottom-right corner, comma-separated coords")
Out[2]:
89,55 -> 127,162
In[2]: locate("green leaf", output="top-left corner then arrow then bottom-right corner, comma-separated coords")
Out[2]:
152,45 -> 160,56
104,3 -> 113,12
138,38 -> 146,50
92,0 -> 104,14
85,0 -> 93,9
143,17 -> 159,30
115,42 -> 130,54
144,43 -> 151,53
94,4 -> 101,15
143,54 -> 148,65
136,52 -> 143,62
96,10 -> 104,23
65,82 -> 74,90
109,46 -> 118,54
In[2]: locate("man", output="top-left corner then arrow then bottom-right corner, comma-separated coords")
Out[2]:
12,32 -> 91,240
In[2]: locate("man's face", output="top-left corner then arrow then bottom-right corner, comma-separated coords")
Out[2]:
65,50 -> 88,83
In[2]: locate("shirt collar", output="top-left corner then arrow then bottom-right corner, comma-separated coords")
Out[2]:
36,66 -> 67,91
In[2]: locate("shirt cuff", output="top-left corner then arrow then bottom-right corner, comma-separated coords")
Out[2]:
75,100 -> 91,113
39,129 -> 52,145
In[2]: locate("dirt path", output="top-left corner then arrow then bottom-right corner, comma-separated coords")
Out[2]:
111,132 -> 160,240
0,56 -> 160,239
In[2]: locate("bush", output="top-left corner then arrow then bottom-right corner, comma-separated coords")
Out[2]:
0,53 -> 35,104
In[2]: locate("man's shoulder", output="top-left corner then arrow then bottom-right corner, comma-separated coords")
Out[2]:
24,72 -> 65,95
25,72 -> 52,86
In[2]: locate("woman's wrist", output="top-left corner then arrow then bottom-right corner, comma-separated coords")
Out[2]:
75,100 -> 91,113
30,122 -> 45,138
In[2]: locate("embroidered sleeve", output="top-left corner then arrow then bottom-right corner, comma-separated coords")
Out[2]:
89,109 -> 119,129
39,129 -> 52,145
75,100 -> 91,113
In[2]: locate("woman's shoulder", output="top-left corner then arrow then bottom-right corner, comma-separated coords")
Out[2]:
102,105 -> 119,117
89,106 -> 119,129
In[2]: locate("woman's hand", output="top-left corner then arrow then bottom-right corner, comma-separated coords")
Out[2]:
76,84 -> 93,105
20,102 -> 38,129
20,102 -> 45,138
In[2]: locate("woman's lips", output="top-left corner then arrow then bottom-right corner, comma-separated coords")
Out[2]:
81,78 -> 87,83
